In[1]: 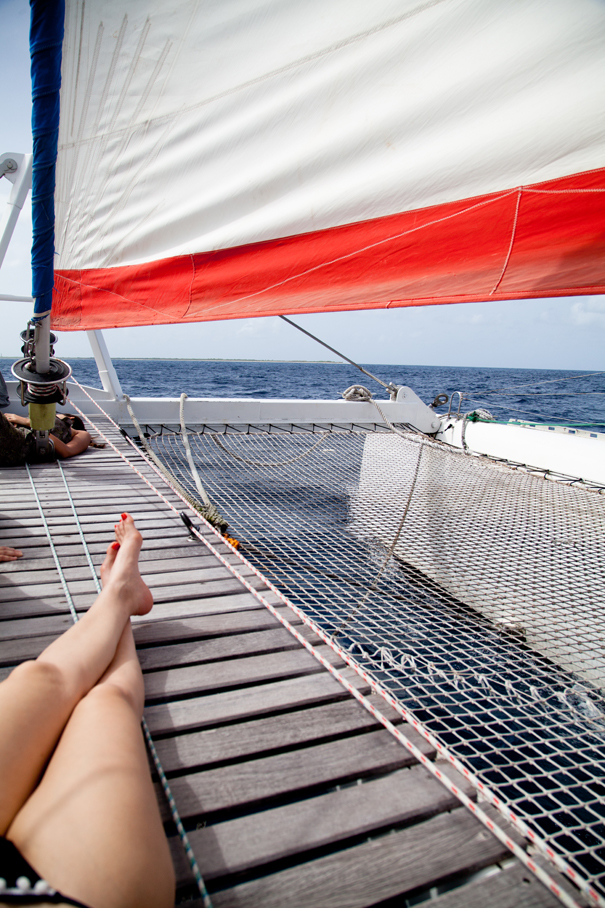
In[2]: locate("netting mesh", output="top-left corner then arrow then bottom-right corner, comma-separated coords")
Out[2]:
143,423 -> 605,895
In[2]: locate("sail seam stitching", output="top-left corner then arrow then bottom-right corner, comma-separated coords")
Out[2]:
490,187 -> 523,295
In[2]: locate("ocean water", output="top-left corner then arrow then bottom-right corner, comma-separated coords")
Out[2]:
2,358 -> 604,430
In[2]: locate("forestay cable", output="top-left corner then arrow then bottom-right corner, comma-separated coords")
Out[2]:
279,314 -> 397,395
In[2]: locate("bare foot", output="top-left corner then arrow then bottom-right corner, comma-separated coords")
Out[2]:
0,546 -> 23,563
99,540 -> 119,587
100,514 -> 153,616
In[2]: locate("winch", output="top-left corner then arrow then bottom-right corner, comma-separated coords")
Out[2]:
11,320 -> 72,458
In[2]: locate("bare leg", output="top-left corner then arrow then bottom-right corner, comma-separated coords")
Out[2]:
0,515 -> 152,834
8,623 -> 175,908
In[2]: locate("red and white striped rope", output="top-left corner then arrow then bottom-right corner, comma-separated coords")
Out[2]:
67,379 -> 593,908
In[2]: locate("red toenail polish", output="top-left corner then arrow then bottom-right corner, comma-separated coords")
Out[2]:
111,542 -> 120,550
121,513 -> 127,520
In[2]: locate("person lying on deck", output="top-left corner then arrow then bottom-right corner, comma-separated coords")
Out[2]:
0,514 -> 175,908
0,547 -> 23,562
0,412 -> 92,467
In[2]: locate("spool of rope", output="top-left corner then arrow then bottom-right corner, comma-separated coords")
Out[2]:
342,384 -> 373,401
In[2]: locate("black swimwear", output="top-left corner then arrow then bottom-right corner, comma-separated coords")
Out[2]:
0,838 -> 91,907
0,413 -> 78,467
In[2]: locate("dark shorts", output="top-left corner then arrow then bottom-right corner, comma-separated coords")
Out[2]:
0,837 -> 91,907
0,413 -> 30,467
0,414 -> 74,467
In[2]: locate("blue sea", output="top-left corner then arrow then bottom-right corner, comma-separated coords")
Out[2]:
2,358 -> 604,430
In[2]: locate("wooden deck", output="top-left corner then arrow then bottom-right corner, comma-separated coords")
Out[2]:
0,420 -> 582,908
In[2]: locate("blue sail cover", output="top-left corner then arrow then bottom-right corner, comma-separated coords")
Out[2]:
29,0 -> 64,318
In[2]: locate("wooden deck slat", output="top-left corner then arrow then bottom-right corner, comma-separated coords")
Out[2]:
0,576 -> 268,620
168,762 -> 474,885
0,503 -> 168,521
0,595 -> 74,620
0,485 -> 179,499
157,726 -> 434,821
209,808 -> 510,908
0,613 -> 77,639
0,596 -> 277,644
0,601 -> 294,664
132,601 -> 290,640
429,861 -> 564,908
0,553 -> 239,585
0,552 -> 227,576
138,626 -> 304,670
0,564 -> 255,599
144,668 -> 371,736
0,494 -> 182,512
0,524 -> 223,546
0,536 -> 237,565
0,633 -> 62,664
153,694 -> 402,774
0,514 -> 185,531
144,644 -> 343,701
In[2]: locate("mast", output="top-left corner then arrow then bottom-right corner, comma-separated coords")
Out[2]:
11,0 -> 71,457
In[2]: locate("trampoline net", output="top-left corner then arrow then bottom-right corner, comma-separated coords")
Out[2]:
142,422 -> 605,896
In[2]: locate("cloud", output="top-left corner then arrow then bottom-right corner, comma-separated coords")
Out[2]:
571,298 -> 605,329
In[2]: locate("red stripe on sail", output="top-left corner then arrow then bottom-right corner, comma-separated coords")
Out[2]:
51,167 -> 605,330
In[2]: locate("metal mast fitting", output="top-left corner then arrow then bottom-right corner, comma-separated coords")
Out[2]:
12,326 -> 71,456
0,152 -> 33,270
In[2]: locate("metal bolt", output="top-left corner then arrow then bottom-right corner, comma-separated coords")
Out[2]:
0,158 -> 18,177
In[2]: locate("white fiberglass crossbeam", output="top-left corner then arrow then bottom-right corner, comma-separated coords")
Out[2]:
86,330 -> 123,400
0,153 -> 32,280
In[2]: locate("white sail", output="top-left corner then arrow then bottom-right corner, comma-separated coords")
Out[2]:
52,0 -> 605,328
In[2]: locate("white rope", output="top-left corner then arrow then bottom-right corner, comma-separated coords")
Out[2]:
332,440 -> 425,639
123,393 -> 224,527
64,379 -> 590,908
124,394 -> 193,497
211,430 -> 328,467
55,457 -> 213,908
125,393 -> 227,529
179,394 -> 212,508
340,383 -> 425,440
342,384 -> 375,401
56,459 -> 100,587
25,463 -> 79,624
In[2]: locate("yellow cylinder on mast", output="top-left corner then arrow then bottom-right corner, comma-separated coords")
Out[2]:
28,401 -> 56,430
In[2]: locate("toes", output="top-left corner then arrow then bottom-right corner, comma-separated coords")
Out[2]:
115,513 -> 141,547
100,542 -> 119,584
115,518 -> 126,544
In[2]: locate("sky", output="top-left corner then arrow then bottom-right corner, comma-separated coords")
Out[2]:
1,0 -> 604,369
